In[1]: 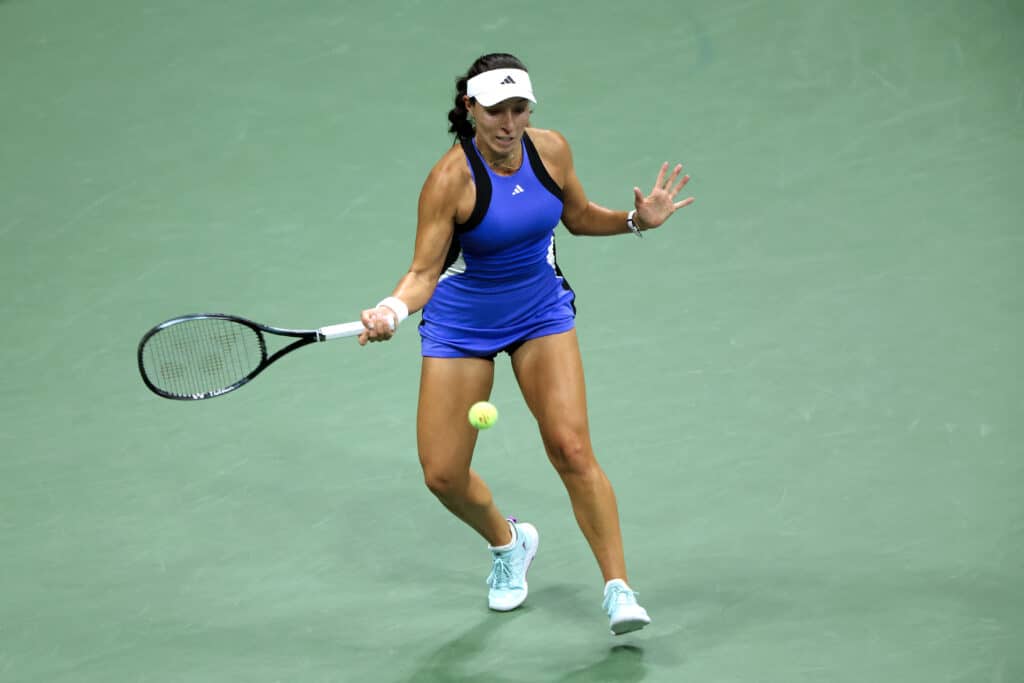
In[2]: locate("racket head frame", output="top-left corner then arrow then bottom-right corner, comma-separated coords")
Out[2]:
137,313 -> 321,401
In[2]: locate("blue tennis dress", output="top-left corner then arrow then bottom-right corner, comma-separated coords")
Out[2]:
419,132 -> 576,358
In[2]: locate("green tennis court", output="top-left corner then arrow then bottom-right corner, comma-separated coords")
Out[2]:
2,1 -> 1021,681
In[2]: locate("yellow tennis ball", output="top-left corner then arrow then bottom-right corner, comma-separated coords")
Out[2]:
468,401 -> 498,430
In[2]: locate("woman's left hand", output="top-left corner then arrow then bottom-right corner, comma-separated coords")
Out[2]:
633,162 -> 694,230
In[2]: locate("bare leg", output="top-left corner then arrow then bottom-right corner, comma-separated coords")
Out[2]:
417,356 -> 512,547
511,329 -> 628,582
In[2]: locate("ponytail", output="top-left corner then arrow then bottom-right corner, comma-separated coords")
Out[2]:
447,76 -> 474,139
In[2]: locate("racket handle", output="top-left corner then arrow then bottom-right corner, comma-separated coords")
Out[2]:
318,321 -> 367,340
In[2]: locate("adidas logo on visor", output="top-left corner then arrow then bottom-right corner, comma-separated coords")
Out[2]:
500,75 -> 516,85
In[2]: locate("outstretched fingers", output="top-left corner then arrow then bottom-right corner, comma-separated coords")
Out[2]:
638,161 -> 695,223
671,172 -> 691,196
652,163 -> 687,194
662,164 -> 684,191
652,162 -> 669,191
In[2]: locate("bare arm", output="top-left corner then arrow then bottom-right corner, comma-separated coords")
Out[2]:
539,130 -> 693,237
358,153 -> 467,345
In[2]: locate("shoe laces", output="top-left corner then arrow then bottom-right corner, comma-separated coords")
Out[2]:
603,584 -> 639,613
487,553 -> 518,590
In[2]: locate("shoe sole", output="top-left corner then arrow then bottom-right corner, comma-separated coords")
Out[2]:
489,523 -> 539,612
610,616 -> 651,635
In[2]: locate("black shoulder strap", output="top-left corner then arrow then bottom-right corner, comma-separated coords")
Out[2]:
522,131 -> 563,200
454,136 -> 491,234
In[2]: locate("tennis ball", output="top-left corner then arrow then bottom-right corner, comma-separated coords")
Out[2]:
468,401 -> 498,430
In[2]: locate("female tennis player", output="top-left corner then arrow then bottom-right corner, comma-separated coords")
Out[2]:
358,53 -> 693,635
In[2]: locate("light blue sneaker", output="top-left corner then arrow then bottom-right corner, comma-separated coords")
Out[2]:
486,519 -> 539,611
603,579 -> 651,635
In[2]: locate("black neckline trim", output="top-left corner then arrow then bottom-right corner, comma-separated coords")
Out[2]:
453,131 -> 564,234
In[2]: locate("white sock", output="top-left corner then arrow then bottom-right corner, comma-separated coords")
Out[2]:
489,520 -> 518,552
605,578 -> 630,593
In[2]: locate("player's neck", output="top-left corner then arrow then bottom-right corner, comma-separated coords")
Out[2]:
480,150 -> 520,174
476,136 -> 522,174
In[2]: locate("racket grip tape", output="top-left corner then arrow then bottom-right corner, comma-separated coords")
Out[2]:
318,321 -> 367,340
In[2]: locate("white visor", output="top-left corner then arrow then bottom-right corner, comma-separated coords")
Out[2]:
466,68 -> 536,106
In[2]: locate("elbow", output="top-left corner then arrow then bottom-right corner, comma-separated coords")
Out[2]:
409,268 -> 441,299
414,268 -> 441,289
561,212 -> 586,236
562,222 -> 582,236
561,202 -> 591,236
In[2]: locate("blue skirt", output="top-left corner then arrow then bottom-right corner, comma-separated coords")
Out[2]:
419,275 -> 576,359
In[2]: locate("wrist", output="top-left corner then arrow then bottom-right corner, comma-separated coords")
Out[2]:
376,296 -> 410,324
626,209 -> 645,238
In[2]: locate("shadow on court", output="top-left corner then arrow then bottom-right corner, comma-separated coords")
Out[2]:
530,583 -> 592,620
407,615 -> 646,683
403,584 -> 649,682
555,645 -> 646,683
402,610 -> 528,683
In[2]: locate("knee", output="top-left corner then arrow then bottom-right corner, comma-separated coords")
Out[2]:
423,468 -> 467,501
546,431 -> 597,478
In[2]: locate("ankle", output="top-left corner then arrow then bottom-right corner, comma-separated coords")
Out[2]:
605,578 -> 630,592
489,520 -> 517,551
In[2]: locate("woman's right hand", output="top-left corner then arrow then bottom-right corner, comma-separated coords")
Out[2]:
358,306 -> 398,346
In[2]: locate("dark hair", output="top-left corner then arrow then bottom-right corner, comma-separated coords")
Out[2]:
447,53 -> 529,139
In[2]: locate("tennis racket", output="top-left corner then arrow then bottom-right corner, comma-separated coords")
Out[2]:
137,313 -> 367,400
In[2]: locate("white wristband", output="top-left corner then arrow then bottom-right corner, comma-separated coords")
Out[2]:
626,210 -> 644,238
376,296 -> 409,324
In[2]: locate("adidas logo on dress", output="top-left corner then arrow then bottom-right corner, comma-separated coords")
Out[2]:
501,75 -> 516,85
512,184 -> 525,196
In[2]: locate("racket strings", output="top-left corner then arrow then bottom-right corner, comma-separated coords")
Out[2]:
141,318 -> 265,398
